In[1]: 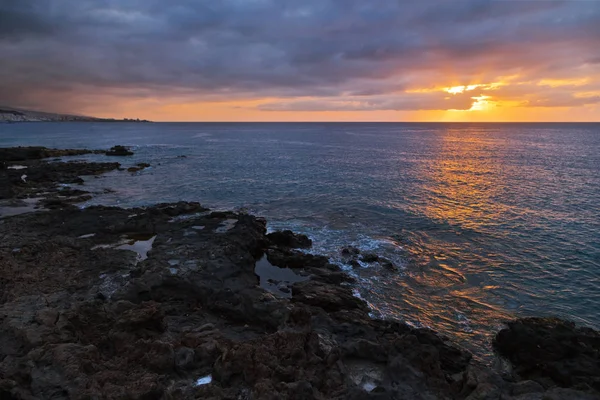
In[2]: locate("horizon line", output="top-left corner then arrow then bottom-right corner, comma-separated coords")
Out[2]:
141,120 -> 600,123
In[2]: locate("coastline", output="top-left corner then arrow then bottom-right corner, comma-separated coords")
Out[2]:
1,147 -> 599,399
0,107 -> 151,123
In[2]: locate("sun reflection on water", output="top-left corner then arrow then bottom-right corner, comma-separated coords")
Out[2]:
369,129 -> 518,362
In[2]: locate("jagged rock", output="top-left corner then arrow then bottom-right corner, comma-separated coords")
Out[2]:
2,154 -> 599,399
0,146 -> 103,162
267,230 -> 312,248
143,340 -> 175,372
360,253 -> 379,263
106,145 -> 134,156
0,155 -> 120,201
379,257 -> 397,271
494,318 -> 600,391
292,280 -> 367,312
115,302 -> 165,333
465,382 -> 501,400
341,246 -> 360,256
542,387 -> 600,400
266,248 -> 330,270
512,380 -> 544,396
127,163 -> 151,173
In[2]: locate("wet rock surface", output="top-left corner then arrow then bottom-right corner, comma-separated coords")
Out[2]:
0,146 -> 598,399
0,146 -> 121,215
128,163 -> 151,173
0,146 -> 104,163
494,318 -> 600,393
0,201 -> 474,399
341,247 -> 398,272
106,145 -> 134,156
267,230 -> 312,249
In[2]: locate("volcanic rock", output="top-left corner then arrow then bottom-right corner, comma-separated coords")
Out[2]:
267,230 -> 312,248
106,145 -> 134,156
494,317 -> 600,392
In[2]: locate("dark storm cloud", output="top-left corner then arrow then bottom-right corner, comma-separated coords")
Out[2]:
1,0 -> 599,112
0,0 -> 58,38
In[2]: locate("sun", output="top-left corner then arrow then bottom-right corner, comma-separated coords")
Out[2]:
469,95 -> 493,111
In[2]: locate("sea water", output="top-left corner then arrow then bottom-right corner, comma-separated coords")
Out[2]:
2,121 -> 599,361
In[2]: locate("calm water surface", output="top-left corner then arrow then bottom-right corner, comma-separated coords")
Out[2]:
2,122 -> 599,361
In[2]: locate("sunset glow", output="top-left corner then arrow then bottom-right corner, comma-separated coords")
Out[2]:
1,1 -> 599,122
444,85 -> 481,95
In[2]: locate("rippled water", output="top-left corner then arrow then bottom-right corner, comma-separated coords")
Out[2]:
2,122 -> 599,361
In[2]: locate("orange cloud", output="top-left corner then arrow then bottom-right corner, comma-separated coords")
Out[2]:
3,1 -> 599,122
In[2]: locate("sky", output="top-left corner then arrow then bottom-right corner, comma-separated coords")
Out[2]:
1,0 -> 600,122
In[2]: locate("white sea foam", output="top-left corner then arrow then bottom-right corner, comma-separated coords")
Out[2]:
266,221 -> 407,272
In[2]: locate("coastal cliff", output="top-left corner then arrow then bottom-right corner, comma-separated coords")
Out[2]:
0,147 -> 598,400
0,107 -> 150,123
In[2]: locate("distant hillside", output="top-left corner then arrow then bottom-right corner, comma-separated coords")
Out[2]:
0,106 -> 150,123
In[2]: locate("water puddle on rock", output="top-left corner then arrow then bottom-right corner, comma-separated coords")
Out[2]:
115,234 -> 156,263
254,256 -> 309,298
92,233 -> 156,264
0,197 -> 44,218
215,219 -> 237,233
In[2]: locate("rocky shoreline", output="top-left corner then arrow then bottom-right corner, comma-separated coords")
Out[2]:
0,147 -> 598,399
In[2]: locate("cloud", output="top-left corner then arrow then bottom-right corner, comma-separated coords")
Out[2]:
258,92 -> 476,112
0,0 -> 599,115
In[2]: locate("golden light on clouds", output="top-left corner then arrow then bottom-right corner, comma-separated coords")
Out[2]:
3,1 -> 600,122
444,85 -> 478,94
574,91 -> 600,98
468,95 -> 494,111
442,82 -> 504,112
29,71 -> 599,123
538,78 -> 590,88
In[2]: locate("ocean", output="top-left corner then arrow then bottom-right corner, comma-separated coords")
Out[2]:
2,122 -> 599,361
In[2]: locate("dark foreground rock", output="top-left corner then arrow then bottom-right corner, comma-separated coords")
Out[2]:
340,248 -> 398,272
2,202 -> 598,399
106,145 -> 134,156
0,201 -> 478,399
0,146 -> 104,163
0,146 -> 122,214
128,163 -> 151,173
267,230 -> 312,248
0,149 -> 598,399
494,318 -> 600,393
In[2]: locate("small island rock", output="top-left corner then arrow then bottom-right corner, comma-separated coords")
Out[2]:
106,145 -> 134,156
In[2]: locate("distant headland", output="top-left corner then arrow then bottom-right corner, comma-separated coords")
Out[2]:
0,106 -> 151,123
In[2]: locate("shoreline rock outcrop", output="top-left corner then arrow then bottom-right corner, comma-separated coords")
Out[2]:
106,145 -> 134,156
0,107 -> 151,123
0,146 -> 598,399
0,146 -> 121,210
494,318 -> 600,394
